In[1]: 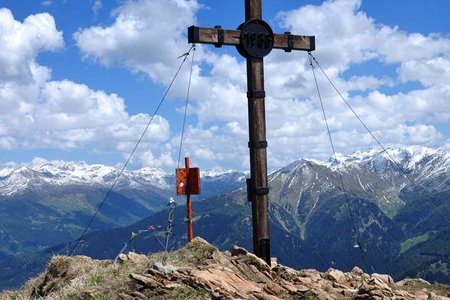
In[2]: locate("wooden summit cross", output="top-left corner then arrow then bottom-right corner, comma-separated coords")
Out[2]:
188,0 -> 315,265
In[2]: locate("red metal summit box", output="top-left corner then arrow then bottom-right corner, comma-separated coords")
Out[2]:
176,167 -> 200,195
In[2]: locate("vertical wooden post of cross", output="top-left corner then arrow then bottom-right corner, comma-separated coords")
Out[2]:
188,0 -> 315,265
245,0 -> 269,260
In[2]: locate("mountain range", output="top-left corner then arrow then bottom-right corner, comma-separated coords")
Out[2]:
0,146 -> 449,291
0,160 -> 246,258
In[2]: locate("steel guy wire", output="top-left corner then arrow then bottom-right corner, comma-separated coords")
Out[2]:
163,44 -> 196,264
177,44 -> 196,169
308,52 -> 440,273
308,52 -> 450,225
309,53 -> 370,273
68,45 -> 195,256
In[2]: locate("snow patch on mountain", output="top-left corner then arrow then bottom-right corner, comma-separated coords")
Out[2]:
0,159 -> 170,196
0,158 -> 249,197
0,167 -> 15,178
307,146 -> 449,176
268,146 -> 450,184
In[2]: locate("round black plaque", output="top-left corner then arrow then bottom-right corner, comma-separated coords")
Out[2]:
236,19 -> 274,59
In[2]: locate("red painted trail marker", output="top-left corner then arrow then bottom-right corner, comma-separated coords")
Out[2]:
176,157 -> 200,242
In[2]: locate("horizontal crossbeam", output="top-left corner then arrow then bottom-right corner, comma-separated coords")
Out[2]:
188,26 -> 315,52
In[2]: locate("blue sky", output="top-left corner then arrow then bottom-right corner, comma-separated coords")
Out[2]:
0,0 -> 449,171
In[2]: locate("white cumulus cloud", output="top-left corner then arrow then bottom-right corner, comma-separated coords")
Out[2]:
4,0 -> 449,170
71,0 -> 450,170
75,0 -> 201,85
0,8 -> 173,167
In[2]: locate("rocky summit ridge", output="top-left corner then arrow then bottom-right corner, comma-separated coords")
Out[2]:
2,238 -> 450,300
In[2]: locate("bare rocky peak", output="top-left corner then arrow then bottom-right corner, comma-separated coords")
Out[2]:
280,146 -> 449,174
268,146 -> 450,216
3,237 -> 449,299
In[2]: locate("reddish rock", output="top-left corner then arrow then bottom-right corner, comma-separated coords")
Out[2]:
4,237 -> 450,300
